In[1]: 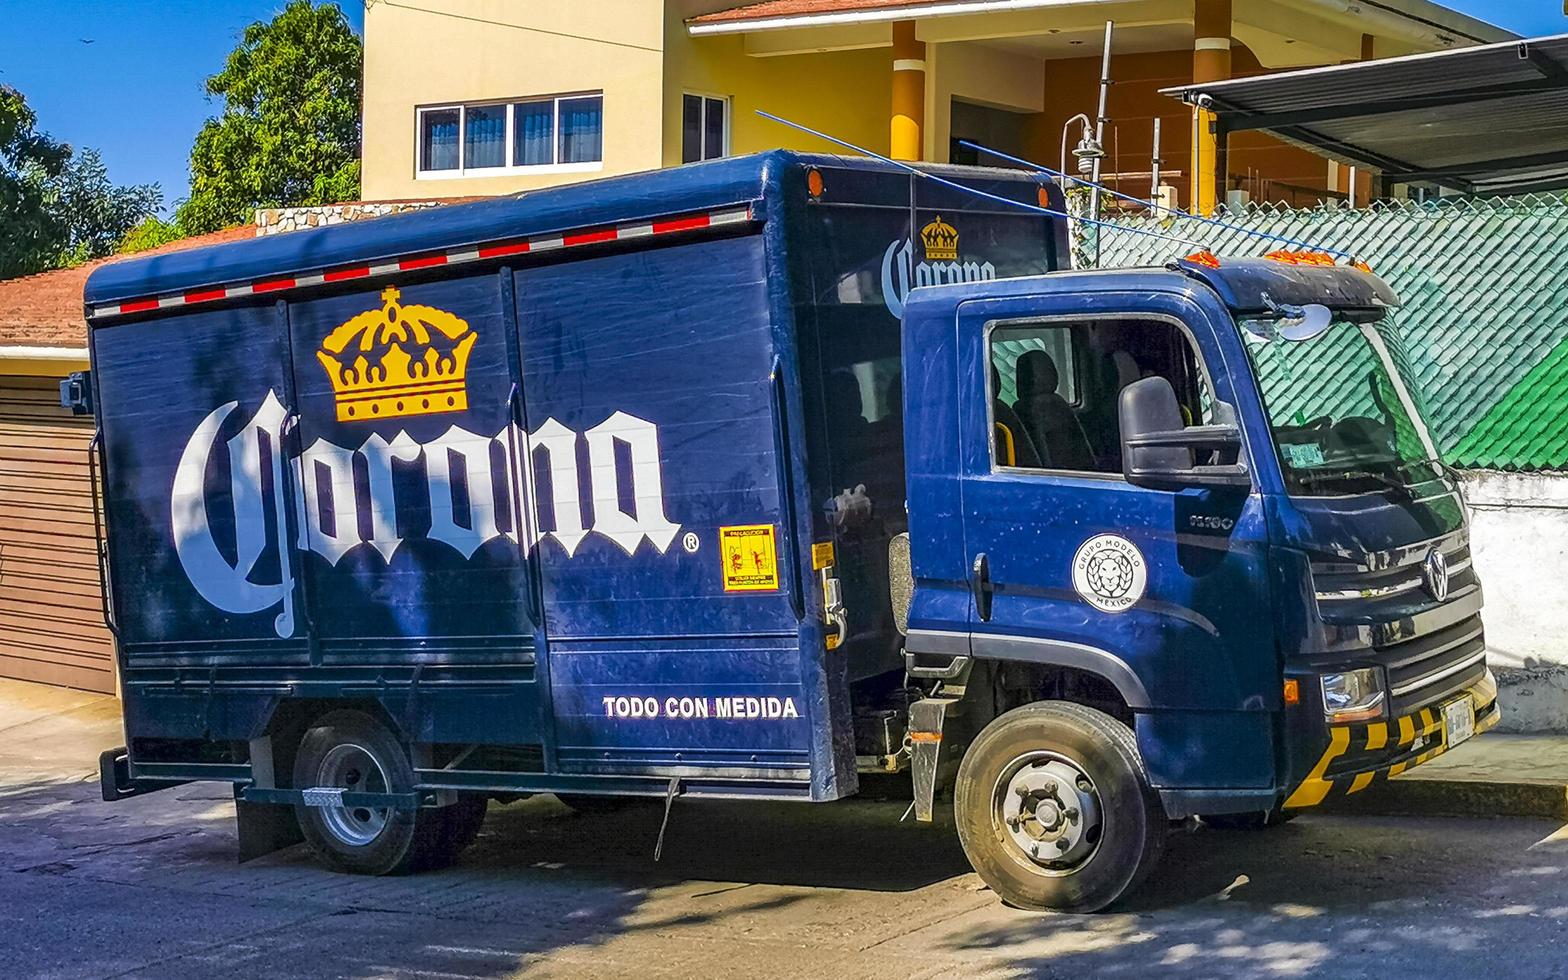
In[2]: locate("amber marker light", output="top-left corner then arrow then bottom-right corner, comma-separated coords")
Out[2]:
1037,185 -> 1052,208
1283,678 -> 1301,706
1264,249 -> 1338,267
806,167 -> 825,199
1184,250 -> 1223,269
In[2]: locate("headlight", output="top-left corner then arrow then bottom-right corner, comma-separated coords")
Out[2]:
1321,668 -> 1386,723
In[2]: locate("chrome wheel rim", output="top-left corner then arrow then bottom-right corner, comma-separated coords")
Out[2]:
993,751 -> 1103,876
316,743 -> 391,847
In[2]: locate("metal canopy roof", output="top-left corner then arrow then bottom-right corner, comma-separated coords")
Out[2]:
1162,34 -> 1568,196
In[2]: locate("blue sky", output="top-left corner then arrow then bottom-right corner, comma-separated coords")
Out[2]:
0,1 -> 1562,215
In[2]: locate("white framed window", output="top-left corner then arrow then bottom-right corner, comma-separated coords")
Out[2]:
417,93 -> 604,178
681,93 -> 729,164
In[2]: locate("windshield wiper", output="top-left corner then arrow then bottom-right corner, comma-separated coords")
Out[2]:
1301,467 -> 1415,501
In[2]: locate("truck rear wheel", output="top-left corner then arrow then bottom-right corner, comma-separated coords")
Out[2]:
955,702 -> 1165,913
292,710 -> 438,875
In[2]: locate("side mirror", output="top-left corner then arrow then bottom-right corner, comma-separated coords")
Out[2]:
1119,377 -> 1250,491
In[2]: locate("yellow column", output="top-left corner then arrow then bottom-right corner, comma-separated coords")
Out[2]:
1191,0 -> 1232,215
891,21 -> 926,162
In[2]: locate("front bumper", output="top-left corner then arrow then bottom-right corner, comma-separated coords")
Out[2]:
1282,669 -> 1499,810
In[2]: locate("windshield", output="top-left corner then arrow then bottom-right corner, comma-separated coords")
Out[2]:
1239,311 -> 1442,497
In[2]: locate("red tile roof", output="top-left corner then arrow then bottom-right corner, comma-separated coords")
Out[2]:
690,0 -> 954,25
0,225 -> 254,350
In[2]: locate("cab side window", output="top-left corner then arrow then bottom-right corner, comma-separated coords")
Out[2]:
989,319 -> 1210,474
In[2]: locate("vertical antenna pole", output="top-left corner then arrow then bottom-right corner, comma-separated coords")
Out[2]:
1090,20 -> 1114,223
1150,117 -> 1162,207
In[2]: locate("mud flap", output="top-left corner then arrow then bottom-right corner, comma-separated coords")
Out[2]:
234,785 -> 304,863
909,698 -> 957,822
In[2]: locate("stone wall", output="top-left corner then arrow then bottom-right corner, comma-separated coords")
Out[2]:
255,202 -> 446,236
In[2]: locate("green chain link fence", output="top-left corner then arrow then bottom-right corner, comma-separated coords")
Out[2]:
1077,194 -> 1568,469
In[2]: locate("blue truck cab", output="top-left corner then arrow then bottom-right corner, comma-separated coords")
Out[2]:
82,151 -> 1493,912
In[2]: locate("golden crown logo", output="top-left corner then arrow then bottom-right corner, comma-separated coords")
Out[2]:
921,215 -> 959,262
316,287 -> 477,422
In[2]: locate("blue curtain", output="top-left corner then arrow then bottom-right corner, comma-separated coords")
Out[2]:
464,105 -> 506,169
514,101 -> 554,166
421,109 -> 459,171
558,96 -> 603,164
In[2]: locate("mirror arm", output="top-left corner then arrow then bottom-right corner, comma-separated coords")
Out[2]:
1125,461 -> 1251,489
1122,425 -> 1242,450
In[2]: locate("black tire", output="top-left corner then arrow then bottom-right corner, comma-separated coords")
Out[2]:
1203,808 -> 1296,831
954,701 -> 1165,913
291,710 -> 435,875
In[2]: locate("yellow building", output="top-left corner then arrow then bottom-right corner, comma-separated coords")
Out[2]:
361,0 -> 1511,213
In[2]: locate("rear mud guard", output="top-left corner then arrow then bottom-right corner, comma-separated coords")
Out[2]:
234,787 -> 305,863
98,747 -> 186,802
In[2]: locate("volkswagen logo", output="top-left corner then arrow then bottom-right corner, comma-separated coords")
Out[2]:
1421,548 -> 1450,603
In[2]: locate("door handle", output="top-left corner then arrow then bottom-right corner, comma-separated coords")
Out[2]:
971,552 -> 993,622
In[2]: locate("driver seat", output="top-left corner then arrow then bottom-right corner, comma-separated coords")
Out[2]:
1015,349 -> 1094,470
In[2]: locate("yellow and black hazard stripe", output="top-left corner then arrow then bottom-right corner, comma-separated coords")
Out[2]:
1283,689 -> 1499,810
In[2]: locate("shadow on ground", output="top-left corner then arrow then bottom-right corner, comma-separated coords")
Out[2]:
3,765 -> 1568,978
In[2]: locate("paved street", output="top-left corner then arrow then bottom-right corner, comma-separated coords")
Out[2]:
4,684 -> 1568,979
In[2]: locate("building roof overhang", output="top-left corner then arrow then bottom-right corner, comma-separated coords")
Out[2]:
1162,33 -> 1568,195
687,0 -> 1512,48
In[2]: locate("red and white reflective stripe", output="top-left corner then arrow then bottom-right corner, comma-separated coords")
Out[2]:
89,204 -> 755,320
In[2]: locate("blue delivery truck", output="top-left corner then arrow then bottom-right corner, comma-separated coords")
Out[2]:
81,151 -> 1495,912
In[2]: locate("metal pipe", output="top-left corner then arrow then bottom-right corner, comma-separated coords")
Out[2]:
1060,112 -> 1092,187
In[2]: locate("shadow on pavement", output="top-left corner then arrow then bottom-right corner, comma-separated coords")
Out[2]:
5,763 -> 1568,978
927,814 -> 1568,978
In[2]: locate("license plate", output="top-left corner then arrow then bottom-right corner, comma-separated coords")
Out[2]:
1444,697 -> 1476,749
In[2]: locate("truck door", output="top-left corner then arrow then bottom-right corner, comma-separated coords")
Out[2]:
953,293 -> 1279,790
512,234 -> 824,796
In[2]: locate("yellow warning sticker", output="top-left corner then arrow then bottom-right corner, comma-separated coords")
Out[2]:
720,524 -> 780,592
811,541 -> 835,571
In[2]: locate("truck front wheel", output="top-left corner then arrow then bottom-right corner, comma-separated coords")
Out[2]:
292,710 -> 444,875
955,702 -> 1165,913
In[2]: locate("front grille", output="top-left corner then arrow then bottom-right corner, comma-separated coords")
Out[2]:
1313,542 -> 1475,608
1375,613 -> 1486,715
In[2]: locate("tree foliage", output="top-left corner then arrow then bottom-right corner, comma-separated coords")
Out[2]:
0,86 -> 161,280
118,215 -> 186,255
177,0 -> 362,235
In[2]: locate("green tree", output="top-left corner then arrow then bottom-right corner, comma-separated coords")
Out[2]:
0,86 -> 160,279
118,215 -> 186,255
55,149 -> 163,265
178,0 -> 362,235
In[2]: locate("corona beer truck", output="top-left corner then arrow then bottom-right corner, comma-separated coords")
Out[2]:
82,152 -> 1496,912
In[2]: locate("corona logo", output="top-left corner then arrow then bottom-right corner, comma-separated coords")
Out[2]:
170,392 -> 681,637
316,287 -> 477,422
880,229 -> 997,320
920,215 -> 959,262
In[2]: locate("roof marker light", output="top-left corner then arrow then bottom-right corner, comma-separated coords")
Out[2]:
1265,249 -> 1339,267
1184,250 -> 1223,269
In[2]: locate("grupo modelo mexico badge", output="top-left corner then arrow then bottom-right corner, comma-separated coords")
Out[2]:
1071,534 -> 1147,614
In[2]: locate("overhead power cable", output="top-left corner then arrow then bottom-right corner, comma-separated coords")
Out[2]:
756,111 -> 1206,252
956,139 -> 1356,260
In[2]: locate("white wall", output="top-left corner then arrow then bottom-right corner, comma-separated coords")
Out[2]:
1463,470 -> 1568,732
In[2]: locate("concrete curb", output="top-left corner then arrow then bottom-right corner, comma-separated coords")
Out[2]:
1320,777 -> 1568,821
